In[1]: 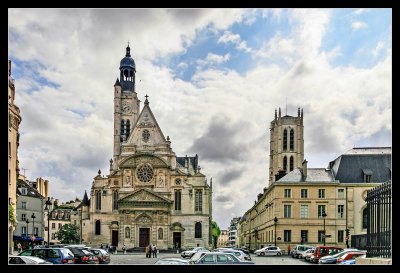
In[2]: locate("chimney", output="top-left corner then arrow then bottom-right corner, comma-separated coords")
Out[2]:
302,159 -> 308,180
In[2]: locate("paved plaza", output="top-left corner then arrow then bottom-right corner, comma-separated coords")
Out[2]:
108,252 -> 311,265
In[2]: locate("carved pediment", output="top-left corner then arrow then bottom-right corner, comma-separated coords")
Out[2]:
119,188 -> 172,204
119,154 -> 169,169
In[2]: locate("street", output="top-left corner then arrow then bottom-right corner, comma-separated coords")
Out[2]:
108,252 -> 311,265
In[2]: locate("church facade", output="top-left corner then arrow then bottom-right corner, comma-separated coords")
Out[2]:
80,45 -> 212,250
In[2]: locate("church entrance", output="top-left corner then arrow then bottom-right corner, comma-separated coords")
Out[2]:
139,228 -> 150,247
173,232 -> 181,249
112,230 -> 118,247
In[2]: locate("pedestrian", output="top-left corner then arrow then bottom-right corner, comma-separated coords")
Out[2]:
148,244 -> 152,258
288,245 -> 291,256
17,242 -> 22,253
100,243 -> 103,249
106,244 -> 109,253
153,244 -> 157,258
145,245 -> 149,258
122,245 -> 126,254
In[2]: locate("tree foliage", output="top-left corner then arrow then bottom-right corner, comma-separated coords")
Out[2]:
211,221 -> 221,248
55,224 -> 80,244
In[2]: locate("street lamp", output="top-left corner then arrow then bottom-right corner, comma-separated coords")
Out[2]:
322,211 -> 327,246
25,219 -> 30,236
274,217 -> 278,246
44,197 -> 52,247
31,213 -> 36,246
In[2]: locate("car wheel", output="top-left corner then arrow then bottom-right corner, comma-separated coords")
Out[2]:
260,252 -> 265,256
277,252 -> 282,256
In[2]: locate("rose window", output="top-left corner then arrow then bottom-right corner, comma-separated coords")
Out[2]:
175,178 -> 181,185
137,164 -> 153,183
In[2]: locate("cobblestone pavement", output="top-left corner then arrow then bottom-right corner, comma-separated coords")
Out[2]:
108,253 -> 312,265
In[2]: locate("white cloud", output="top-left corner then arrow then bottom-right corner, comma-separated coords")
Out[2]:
352,21 -> 368,30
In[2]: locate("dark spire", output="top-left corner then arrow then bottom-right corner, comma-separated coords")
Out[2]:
114,78 -> 121,87
82,190 -> 90,206
144,94 -> 149,105
126,41 -> 131,57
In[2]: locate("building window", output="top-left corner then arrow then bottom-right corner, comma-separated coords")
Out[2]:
125,120 -> 130,140
338,189 -> 345,199
290,156 -> 294,171
362,208 -> 368,229
318,189 -> 325,199
301,189 -> 308,198
284,189 -> 291,198
301,230 -> 308,243
34,227 -> 38,236
52,223 -> 55,229
58,223 -> 62,229
338,230 -> 344,243
21,188 -> 27,195
52,233 -> 56,240
96,191 -> 101,210
174,190 -> 181,210
284,230 -> 291,242
338,205 -> 344,219
22,226 -> 27,236
120,120 -> 125,141
318,230 -> 325,243
195,190 -> 203,212
300,205 -> 308,218
364,174 -> 372,183
113,190 -> 119,210
318,205 -> 326,219
22,201 -> 26,209
21,214 -> 26,221
284,205 -> 292,218
289,129 -> 294,150
283,129 -> 287,150
283,156 -> 287,172
95,220 -> 101,235
195,222 -> 202,238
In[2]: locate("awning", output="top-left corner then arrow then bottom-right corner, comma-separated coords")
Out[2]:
13,235 -> 43,241
362,168 -> 373,175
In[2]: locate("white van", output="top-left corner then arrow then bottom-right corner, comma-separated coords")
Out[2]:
291,245 -> 314,258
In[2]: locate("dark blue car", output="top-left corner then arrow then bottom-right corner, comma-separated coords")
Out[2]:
19,248 -> 75,264
191,252 -> 254,265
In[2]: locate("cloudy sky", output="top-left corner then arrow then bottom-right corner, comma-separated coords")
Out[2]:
8,8 -> 391,229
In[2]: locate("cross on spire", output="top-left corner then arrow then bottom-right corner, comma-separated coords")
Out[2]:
144,94 -> 149,105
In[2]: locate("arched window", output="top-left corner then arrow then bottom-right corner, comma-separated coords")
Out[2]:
125,227 -> 130,238
290,156 -> 294,172
290,129 -> 294,150
283,129 -> 287,150
120,120 -> 125,140
158,228 -> 163,240
95,220 -> 101,235
113,190 -> 119,210
283,156 -> 287,172
362,208 -> 368,229
96,191 -> 101,210
125,120 -> 130,140
195,222 -> 202,238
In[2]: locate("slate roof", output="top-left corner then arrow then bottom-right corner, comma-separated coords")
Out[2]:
75,190 -> 90,209
176,155 -> 198,170
328,147 -> 391,183
16,179 -> 44,199
276,168 -> 335,183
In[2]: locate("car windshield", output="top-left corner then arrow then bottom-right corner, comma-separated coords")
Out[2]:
186,248 -> 195,251
82,249 -> 91,255
61,249 -> 74,257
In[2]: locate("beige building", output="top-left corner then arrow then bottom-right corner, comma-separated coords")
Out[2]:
238,109 -> 391,252
217,229 -> 229,248
77,45 -> 212,250
48,208 -> 73,245
9,60 -> 22,254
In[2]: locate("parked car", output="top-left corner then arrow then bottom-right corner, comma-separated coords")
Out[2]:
336,252 -> 366,264
181,247 -> 209,258
305,252 -> 314,262
300,248 -> 315,259
188,251 -> 211,264
89,248 -> 110,264
291,245 -> 314,258
236,247 -> 250,255
190,252 -> 254,264
338,259 -> 356,265
310,246 -> 343,263
65,247 -> 98,264
215,249 -> 251,261
318,249 -> 362,264
19,248 -> 75,264
155,258 -> 189,265
254,246 -> 282,256
9,255 -> 52,264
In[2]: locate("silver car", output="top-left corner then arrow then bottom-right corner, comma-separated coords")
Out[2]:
216,249 -> 252,261
254,246 -> 282,256
300,248 -> 315,259
9,255 -> 52,264
155,258 -> 189,265
181,247 -> 209,258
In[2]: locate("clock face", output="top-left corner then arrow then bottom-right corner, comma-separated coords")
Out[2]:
122,101 -> 132,113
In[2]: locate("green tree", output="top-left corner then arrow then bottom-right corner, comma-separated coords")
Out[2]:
55,224 -> 80,244
211,221 -> 221,249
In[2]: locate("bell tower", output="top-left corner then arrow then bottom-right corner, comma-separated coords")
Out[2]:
113,43 -> 140,169
269,107 -> 304,185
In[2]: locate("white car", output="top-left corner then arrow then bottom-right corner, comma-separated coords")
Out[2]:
181,247 -> 209,258
9,255 -> 52,264
300,248 -> 315,259
254,246 -> 282,256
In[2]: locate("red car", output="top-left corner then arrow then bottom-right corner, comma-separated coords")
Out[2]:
311,246 -> 343,263
337,251 -> 366,263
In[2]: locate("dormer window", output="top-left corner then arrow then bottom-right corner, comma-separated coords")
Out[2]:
362,169 -> 373,183
21,187 -> 27,195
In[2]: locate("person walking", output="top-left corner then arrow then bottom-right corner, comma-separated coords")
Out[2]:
147,244 -> 152,258
106,244 -> 109,253
122,245 -> 126,254
100,243 -> 103,249
145,245 -> 149,258
17,242 -> 22,253
287,245 -> 291,256
152,244 -> 157,258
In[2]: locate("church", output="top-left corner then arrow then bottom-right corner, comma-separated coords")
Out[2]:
78,44 -> 212,250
